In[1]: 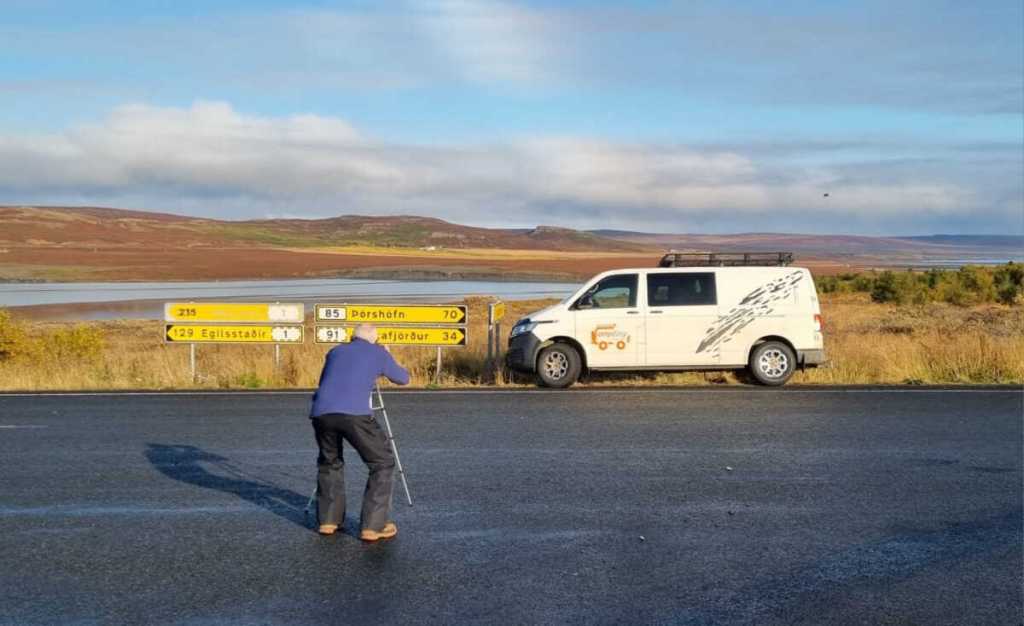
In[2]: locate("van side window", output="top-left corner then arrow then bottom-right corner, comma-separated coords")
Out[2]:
574,274 -> 638,309
647,273 -> 717,306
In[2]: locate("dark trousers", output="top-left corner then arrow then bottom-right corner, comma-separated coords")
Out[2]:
312,413 -> 395,531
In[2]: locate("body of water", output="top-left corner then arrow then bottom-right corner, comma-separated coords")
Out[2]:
0,278 -> 578,321
882,258 -> 1023,267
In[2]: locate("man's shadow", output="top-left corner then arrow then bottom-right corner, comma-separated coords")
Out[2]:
145,443 -> 311,529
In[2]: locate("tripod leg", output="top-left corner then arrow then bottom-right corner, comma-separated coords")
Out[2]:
376,385 -> 413,506
305,485 -> 317,520
380,408 -> 413,506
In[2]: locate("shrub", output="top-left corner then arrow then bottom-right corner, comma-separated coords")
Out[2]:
937,277 -> 971,306
996,282 -> 1020,306
815,275 -> 840,294
0,308 -> 32,361
869,271 -> 931,305
904,271 -> 931,305
997,261 -> 1024,286
924,268 -> 944,289
994,262 -> 1023,305
43,325 -> 105,362
834,264 -> 1022,307
956,265 -> 996,305
871,272 -> 899,303
851,274 -> 875,292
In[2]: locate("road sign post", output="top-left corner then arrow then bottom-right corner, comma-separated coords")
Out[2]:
487,301 -> 506,382
486,323 -> 494,377
491,323 -> 499,381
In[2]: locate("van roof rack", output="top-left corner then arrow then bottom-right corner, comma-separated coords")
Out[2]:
658,252 -> 794,267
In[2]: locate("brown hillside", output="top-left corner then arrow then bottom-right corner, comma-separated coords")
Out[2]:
0,205 -> 659,281
0,206 -> 650,252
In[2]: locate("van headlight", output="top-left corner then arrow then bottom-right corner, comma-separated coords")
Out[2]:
510,321 -> 537,338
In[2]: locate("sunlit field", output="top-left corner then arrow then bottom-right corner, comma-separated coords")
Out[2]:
1,291 -> 1021,391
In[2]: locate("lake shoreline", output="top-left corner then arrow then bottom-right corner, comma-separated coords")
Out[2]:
1,277 -> 578,321
0,268 -> 582,285
3,256 -> 1019,285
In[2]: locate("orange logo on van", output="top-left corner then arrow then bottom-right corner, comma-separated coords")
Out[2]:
591,324 -> 630,351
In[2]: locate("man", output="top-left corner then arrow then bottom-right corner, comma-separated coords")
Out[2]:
310,323 -> 410,540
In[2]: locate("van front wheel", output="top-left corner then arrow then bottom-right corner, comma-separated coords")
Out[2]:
536,343 -> 581,388
748,341 -> 796,386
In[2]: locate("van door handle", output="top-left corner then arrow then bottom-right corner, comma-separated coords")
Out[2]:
649,310 -> 663,314
627,310 -> 639,315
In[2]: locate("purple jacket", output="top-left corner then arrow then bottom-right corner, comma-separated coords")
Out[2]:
310,338 -> 410,417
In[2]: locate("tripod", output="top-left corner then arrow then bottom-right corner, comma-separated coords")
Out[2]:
305,384 -> 413,521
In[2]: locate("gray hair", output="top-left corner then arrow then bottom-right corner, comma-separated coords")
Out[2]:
353,323 -> 378,343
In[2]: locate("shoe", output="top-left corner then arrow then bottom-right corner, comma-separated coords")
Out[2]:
360,522 -> 398,542
318,524 -> 338,535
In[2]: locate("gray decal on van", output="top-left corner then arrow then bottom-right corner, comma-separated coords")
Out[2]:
696,271 -> 804,354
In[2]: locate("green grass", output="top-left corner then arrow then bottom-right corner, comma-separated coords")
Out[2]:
197,225 -> 327,247
194,222 -> 438,248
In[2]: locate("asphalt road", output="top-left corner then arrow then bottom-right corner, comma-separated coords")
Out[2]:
0,388 -> 1021,625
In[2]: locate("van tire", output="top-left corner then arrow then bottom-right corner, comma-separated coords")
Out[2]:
536,343 -> 581,388
748,341 -> 796,386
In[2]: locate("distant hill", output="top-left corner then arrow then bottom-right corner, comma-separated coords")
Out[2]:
7,206 -> 1016,257
590,230 -> 1023,261
1,205 -> 1019,283
0,206 -> 650,253
893,235 -> 1024,248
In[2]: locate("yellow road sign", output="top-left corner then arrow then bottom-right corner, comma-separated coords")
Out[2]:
315,304 -> 466,324
165,302 -> 304,323
489,301 -> 506,324
315,326 -> 467,346
165,325 -> 304,344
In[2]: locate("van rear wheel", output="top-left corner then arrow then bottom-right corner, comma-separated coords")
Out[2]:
748,341 -> 796,386
536,343 -> 581,388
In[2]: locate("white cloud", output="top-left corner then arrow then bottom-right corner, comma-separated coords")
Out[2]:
0,101 -> 1015,233
413,0 -> 566,85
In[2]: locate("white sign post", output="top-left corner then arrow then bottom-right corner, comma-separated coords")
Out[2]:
487,301 -> 506,382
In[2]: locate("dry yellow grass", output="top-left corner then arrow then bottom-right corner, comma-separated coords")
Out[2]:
0,297 -> 541,391
0,294 -> 1021,391
795,295 -> 1024,384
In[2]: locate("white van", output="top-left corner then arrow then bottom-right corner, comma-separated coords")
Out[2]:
506,253 -> 825,387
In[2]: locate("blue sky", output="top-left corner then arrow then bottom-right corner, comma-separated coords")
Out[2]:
1,0 -> 1021,235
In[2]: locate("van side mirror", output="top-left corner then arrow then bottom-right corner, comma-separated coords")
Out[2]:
575,294 -> 594,310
